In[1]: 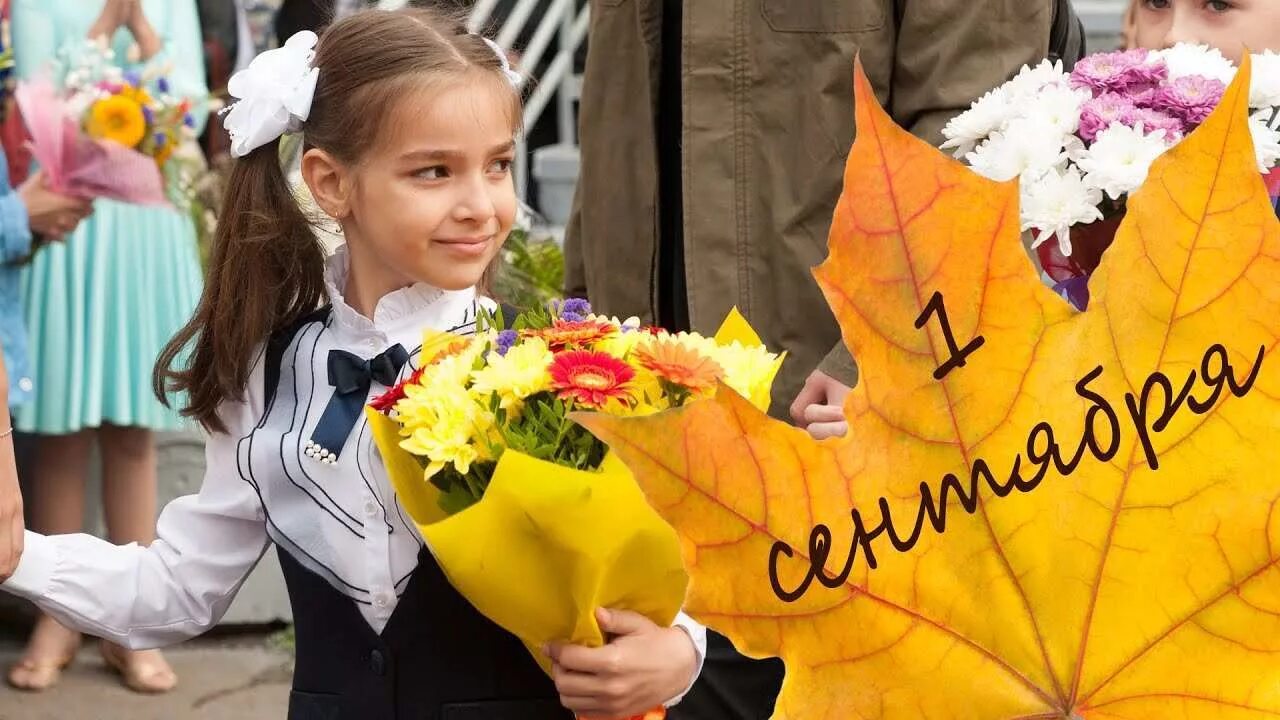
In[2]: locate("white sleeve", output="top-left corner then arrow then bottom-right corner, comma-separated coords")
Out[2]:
1,367 -> 272,650
664,611 -> 709,707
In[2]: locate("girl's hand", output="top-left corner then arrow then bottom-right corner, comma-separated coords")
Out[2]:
0,353 -> 22,583
547,608 -> 698,720
0,457 -> 22,583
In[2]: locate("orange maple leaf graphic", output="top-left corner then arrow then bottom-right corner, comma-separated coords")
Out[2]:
579,58 -> 1280,719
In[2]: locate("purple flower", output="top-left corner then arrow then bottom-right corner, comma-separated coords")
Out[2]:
142,105 -> 154,124
154,131 -> 167,147
561,298 -> 591,317
183,113 -> 196,128
123,70 -> 141,87
1071,50 -> 1154,94
1079,93 -> 1137,143
495,330 -> 518,356
560,312 -> 585,323
1053,275 -> 1091,311
1156,75 -> 1225,126
157,77 -> 170,94
1121,107 -> 1185,139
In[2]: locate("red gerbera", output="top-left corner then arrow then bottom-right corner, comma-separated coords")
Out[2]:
369,366 -> 425,414
549,350 -> 635,407
525,319 -> 618,350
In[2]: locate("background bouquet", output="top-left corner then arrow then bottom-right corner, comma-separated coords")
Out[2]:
942,45 -> 1280,309
14,38 -> 200,208
366,300 -> 782,718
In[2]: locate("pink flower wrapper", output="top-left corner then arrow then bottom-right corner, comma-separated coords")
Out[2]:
14,77 -> 170,207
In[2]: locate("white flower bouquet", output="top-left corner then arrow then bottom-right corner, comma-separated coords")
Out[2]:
942,44 -> 1280,308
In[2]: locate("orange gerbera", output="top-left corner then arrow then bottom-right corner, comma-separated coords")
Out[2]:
633,338 -> 724,392
422,338 -> 473,365
549,350 -> 634,407
525,319 -> 618,350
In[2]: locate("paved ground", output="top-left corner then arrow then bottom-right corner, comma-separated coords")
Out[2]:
0,629 -> 292,720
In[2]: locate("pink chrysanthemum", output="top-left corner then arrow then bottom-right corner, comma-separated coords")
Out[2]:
1156,75 -> 1226,126
1121,107 -> 1185,140
1071,49 -> 1160,94
1079,92 -> 1137,143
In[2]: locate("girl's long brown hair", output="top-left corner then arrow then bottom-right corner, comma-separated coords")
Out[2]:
154,7 -> 521,433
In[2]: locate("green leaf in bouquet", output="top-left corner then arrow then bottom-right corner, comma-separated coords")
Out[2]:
438,483 -> 479,515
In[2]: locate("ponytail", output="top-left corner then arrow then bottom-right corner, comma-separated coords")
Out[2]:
153,137 -> 326,433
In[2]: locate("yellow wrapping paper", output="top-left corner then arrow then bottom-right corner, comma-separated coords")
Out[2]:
365,308 -> 781,675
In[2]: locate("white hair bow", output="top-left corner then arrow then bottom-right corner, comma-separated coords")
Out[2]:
222,31 -> 320,158
482,37 -> 523,88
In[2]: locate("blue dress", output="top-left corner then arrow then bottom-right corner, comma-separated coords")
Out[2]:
0,146 -> 34,406
12,0 -> 207,433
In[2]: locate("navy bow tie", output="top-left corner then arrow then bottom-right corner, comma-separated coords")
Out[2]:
307,344 -> 410,464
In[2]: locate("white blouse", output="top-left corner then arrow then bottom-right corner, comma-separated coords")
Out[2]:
2,248 -> 705,702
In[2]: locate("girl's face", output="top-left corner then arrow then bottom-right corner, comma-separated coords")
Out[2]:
1133,0 -> 1280,61
320,76 -> 519,294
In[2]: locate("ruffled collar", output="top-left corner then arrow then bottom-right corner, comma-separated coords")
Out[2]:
323,245 -> 477,337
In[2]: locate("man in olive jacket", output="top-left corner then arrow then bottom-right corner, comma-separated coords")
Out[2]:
564,0 -> 1083,717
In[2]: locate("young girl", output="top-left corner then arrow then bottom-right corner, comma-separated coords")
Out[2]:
1128,0 -> 1280,211
1,8 -> 705,719
1129,0 -> 1280,61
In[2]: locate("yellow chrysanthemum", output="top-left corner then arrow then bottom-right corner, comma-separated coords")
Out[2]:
595,327 -> 648,359
86,95 -> 147,149
471,337 -> 554,412
708,340 -> 781,402
395,382 -> 493,478
428,337 -> 486,388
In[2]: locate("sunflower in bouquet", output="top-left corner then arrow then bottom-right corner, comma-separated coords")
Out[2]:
365,300 -> 782,718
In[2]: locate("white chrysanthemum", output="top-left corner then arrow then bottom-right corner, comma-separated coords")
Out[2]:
1021,167 -> 1104,257
1158,43 -> 1236,84
1005,59 -> 1070,102
1024,84 -> 1090,138
1248,111 -> 1280,172
941,86 -> 1017,158
964,117 -> 1068,182
1076,123 -> 1171,200
1249,50 -> 1280,109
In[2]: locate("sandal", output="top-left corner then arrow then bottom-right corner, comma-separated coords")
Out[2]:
99,641 -> 178,694
6,652 -> 77,692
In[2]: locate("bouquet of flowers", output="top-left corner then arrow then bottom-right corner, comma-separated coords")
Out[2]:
366,300 -> 783,718
941,45 -> 1280,309
14,38 -> 201,208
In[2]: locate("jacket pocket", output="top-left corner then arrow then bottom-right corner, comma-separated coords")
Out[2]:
762,0 -> 886,33
439,698 -> 572,720
287,690 -> 345,720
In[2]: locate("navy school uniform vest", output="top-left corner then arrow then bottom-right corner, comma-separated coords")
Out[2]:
266,307 -> 571,720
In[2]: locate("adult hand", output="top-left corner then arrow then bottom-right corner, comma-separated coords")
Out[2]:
547,608 -> 698,719
790,368 -> 851,440
19,171 -> 94,241
88,0 -> 134,42
123,0 -> 162,60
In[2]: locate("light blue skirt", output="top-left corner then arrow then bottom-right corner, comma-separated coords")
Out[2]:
15,198 -> 203,434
